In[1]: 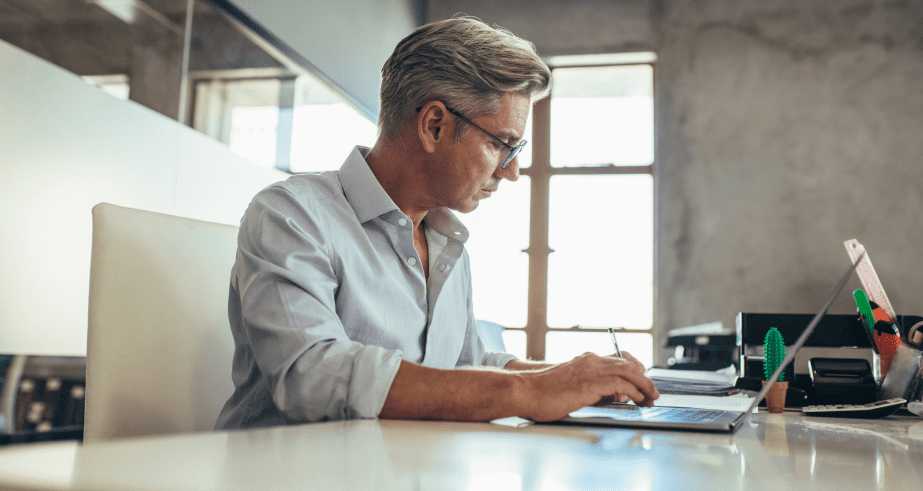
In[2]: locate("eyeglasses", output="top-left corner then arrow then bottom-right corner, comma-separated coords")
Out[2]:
416,105 -> 527,169
445,107 -> 526,169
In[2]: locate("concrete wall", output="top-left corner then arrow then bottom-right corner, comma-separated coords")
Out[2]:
429,0 -> 654,56
0,40 -> 288,356
430,0 -> 923,364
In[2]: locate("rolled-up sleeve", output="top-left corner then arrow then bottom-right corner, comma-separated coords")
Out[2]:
235,187 -> 401,422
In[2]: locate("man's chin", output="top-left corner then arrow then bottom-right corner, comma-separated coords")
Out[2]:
452,200 -> 480,214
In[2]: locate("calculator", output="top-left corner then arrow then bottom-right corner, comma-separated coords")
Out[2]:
801,398 -> 906,419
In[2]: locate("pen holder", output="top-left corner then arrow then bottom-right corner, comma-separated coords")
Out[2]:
880,342 -> 923,400
875,331 -> 901,379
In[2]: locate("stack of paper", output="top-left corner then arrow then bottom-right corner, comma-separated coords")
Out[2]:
646,368 -> 739,397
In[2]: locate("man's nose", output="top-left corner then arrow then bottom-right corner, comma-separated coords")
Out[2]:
496,157 -> 520,182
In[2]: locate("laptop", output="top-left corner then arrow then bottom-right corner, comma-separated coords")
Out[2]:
550,252 -> 865,434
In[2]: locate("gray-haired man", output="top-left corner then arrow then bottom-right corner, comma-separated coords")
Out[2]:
216,17 -> 658,429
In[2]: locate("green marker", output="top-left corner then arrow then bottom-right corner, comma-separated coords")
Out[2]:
854,289 -> 876,333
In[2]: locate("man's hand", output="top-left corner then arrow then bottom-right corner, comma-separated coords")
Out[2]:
517,352 -> 659,422
612,350 -> 646,374
597,351 -> 647,403
379,352 -> 658,423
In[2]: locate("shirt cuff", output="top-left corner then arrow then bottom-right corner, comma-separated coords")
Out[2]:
482,351 -> 519,369
348,346 -> 403,419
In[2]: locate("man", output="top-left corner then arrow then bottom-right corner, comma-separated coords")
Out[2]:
215,17 -> 658,429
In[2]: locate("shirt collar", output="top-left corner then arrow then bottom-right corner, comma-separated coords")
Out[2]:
424,208 -> 469,245
338,146 -> 469,244
338,146 -> 399,223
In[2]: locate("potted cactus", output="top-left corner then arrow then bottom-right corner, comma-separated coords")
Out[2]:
763,327 -> 788,413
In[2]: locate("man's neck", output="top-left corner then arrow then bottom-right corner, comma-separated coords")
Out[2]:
365,135 -> 435,229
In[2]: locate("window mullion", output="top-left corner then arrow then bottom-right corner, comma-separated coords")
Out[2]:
525,97 -> 552,361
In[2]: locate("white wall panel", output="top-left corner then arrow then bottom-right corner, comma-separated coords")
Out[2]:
0,41 -> 286,355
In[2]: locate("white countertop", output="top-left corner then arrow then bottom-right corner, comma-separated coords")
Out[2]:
1,411 -> 921,490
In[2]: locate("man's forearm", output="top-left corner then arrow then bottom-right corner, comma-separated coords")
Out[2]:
379,359 -> 559,421
378,354 -> 659,423
379,360 -> 528,421
504,358 -> 555,371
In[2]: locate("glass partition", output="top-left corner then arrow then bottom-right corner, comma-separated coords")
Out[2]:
0,0 -> 375,172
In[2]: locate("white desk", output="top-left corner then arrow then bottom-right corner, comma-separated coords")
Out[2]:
0,412 -> 921,490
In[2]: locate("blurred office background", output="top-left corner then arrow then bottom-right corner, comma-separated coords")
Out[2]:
1,0 -> 922,370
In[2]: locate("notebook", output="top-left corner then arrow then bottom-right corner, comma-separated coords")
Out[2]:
550,252 -> 865,433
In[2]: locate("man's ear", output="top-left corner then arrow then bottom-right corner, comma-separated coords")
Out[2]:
417,101 -> 449,154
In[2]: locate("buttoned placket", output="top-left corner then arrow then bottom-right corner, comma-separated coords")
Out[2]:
394,214 -> 422,270
423,228 -> 464,316
428,232 -> 460,280
419,224 -> 466,367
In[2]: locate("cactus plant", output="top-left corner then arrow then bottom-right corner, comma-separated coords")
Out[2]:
763,327 -> 786,382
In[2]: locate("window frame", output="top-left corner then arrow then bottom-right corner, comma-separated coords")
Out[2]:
513,57 -> 657,361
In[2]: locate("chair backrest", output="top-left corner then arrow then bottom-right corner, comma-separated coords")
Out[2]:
85,203 -> 238,441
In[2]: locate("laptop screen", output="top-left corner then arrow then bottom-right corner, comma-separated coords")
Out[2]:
739,252 -> 864,420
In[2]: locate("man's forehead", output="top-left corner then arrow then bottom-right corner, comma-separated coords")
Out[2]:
493,93 -> 530,138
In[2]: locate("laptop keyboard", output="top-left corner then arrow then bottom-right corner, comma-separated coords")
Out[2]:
564,404 -> 741,429
604,406 -> 729,423
670,409 -> 727,422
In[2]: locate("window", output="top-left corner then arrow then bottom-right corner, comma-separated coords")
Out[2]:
186,2 -> 376,171
466,54 -> 656,366
190,73 -> 376,171
193,77 -> 290,168
83,75 -> 131,101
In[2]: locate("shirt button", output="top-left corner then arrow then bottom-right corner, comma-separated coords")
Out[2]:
440,264 -> 449,272
407,257 -> 417,266
398,218 -> 407,226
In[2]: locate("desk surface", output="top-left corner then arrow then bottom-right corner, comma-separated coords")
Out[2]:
1,411 -> 922,491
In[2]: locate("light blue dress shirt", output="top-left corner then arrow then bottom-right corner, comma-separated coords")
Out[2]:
215,147 -> 517,428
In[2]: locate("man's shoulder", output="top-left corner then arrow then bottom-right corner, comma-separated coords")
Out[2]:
269,172 -> 344,203
245,171 -> 354,226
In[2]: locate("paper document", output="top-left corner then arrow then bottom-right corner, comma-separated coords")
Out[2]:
655,394 -> 755,413
490,416 -> 534,428
646,368 -> 739,396
645,368 -> 737,384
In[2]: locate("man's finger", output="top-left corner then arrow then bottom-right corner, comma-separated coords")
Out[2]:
597,361 -> 659,398
620,351 -> 646,372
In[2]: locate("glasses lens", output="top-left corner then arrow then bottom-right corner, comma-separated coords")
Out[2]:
502,140 -> 527,169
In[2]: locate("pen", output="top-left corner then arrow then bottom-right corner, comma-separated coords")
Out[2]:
608,328 -> 623,358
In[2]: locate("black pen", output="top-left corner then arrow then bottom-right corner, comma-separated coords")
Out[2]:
608,328 -> 623,358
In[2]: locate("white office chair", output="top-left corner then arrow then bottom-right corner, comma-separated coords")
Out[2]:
85,203 -> 239,441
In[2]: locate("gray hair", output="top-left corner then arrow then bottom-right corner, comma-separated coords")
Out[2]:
379,16 -> 552,142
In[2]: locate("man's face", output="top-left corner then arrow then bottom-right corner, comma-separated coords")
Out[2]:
431,93 -> 529,213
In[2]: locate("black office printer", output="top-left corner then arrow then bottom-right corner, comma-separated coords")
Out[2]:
735,312 -> 897,405
664,322 -> 737,371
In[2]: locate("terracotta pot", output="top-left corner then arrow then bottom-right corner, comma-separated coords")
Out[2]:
763,381 -> 788,414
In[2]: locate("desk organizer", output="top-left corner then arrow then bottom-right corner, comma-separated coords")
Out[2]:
881,343 -> 923,401
737,313 -> 923,405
